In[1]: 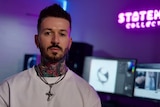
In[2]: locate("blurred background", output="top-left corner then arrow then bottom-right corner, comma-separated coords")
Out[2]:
1,0 -> 160,106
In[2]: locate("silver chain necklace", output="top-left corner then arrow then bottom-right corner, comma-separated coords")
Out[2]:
35,65 -> 67,101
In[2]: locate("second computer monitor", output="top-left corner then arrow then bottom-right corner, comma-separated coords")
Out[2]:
133,63 -> 160,101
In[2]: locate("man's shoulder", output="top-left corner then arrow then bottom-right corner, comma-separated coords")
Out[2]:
67,69 -> 101,104
1,67 -> 35,85
67,69 -> 94,90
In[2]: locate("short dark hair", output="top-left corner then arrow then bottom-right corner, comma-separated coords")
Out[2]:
37,3 -> 71,33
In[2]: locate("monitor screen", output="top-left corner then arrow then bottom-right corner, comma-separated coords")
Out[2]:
133,64 -> 160,101
83,56 -> 136,97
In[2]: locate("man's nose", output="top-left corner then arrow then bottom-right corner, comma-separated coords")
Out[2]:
51,34 -> 59,44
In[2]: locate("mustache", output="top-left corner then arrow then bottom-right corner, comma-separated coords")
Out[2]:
47,44 -> 62,50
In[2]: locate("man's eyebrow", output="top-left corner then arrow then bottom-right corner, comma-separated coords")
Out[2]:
60,29 -> 68,32
42,28 -> 67,31
42,28 -> 52,31
40,28 -> 69,33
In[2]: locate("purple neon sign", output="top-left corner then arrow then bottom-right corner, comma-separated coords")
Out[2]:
118,9 -> 160,29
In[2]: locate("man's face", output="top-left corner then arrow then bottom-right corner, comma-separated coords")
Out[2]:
35,17 -> 72,63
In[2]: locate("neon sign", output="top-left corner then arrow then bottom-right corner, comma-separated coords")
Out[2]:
118,9 -> 160,29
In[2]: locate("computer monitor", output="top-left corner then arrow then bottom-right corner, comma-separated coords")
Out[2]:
133,63 -> 160,101
83,56 -> 136,97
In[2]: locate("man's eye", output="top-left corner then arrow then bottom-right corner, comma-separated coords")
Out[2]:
60,33 -> 65,36
44,32 -> 51,35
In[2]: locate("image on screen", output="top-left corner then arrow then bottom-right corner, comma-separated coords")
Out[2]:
83,56 -> 136,97
134,64 -> 160,101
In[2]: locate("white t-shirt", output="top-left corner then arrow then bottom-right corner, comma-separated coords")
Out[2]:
0,67 -> 101,107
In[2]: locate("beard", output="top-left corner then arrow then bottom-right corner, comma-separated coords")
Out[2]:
39,46 -> 70,64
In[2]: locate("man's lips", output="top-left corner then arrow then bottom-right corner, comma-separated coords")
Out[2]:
50,47 -> 60,51
47,45 -> 62,53
50,47 -> 59,49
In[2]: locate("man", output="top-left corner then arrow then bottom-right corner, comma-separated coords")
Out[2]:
0,4 -> 101,107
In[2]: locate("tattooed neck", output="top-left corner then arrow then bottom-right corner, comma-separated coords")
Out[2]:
38,58 -> 68,77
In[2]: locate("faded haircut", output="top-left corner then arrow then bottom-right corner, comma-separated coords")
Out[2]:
37,3 -> 71,33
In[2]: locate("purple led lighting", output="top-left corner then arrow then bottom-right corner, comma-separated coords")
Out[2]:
118,9 -> 160,29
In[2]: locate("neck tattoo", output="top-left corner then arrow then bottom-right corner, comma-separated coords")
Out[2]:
35,65 -> 67,101
38,62 -> 67,77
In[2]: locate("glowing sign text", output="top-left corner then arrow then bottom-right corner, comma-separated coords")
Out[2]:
118,9 -> 160,29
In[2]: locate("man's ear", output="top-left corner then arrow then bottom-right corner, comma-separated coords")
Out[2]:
69,37 -> 72,49
35,34 -> 39,48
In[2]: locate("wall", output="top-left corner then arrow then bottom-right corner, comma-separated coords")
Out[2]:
68,0 -> 160,62
0,0 -> 55,81
0,0 -> 160,82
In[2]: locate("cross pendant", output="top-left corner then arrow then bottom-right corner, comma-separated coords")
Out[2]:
46,85 -> 53,101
